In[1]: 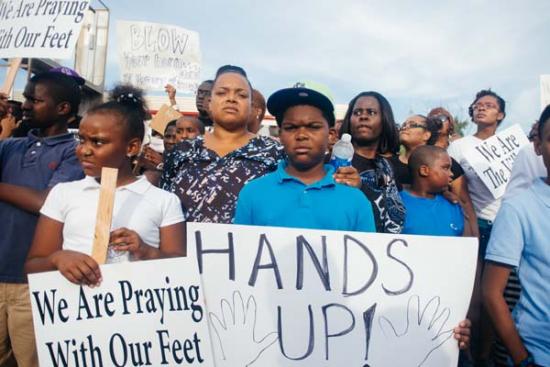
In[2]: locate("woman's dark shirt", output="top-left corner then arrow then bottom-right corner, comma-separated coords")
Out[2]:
352,154 -> 405,233
389,154 -> 465,187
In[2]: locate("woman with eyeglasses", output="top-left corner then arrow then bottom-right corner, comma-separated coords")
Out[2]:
339,91 -> 405,233
448,89 -> 513,366
390,114 -> 439,185
448,90 -> 506,255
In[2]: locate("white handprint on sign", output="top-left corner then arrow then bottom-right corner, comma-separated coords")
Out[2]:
209,291 -> 278,367
378,295 -> 454,366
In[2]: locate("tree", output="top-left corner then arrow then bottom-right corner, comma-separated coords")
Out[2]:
453,115 -> 471,138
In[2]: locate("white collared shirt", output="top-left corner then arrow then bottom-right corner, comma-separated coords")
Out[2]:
41,176 -> 184,260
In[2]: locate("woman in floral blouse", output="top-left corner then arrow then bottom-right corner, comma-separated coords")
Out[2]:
161,65 -> 283,223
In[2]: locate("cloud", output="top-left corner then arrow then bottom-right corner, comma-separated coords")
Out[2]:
105,0 -> 550,129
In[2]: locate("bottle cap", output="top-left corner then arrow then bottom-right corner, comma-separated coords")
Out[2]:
341,133 -> 352,143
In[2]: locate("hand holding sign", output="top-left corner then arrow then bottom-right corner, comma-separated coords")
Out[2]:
165,84 -> 177,103
50,250 -> 102,287
209,291 -> 278,366
379,295 -> 454,366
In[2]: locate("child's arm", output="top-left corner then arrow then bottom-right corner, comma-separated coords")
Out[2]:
25,215 -> 102,286
109,222 -> 186,260
482,262 -> 531,364
449,176 -> 479,237
0,183 -> 50,213
461,213 -> 473,237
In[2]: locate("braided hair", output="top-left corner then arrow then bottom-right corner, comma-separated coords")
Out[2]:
87,84 -> 148,141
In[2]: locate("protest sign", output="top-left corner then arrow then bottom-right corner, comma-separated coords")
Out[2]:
28,258 -> 214,367
189,222 -> 478,367
117,20 -> 201,92
462,124 -> 529,199
0,0 -> 90,58
150,104 -> 182,135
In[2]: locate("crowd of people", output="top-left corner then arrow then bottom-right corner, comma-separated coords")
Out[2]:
0,64 -> 547,367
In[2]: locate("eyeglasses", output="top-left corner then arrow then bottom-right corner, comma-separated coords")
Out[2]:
472,102 -> 498,111
400,122 -> 427,131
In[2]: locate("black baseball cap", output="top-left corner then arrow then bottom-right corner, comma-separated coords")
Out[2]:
267,81 -> 335,126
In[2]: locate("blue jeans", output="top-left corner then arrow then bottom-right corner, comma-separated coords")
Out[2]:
477,218 -> 493,260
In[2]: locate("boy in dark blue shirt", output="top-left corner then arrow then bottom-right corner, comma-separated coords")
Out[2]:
400,145 -> 465,236
0,71 -> 84,366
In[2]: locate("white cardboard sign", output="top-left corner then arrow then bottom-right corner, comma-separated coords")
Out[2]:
28,258 -> 214,367
0,0 -> 90,58
189,223 -> 478,367
117,20 -> 201,92
462,124 -> 529,199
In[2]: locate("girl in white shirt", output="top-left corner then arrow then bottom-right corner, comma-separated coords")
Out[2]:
25,85 -> 185,286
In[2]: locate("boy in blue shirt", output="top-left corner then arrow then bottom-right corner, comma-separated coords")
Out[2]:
400,145 -> 465,236
482,105 -> 550,367
234,82 -> 376,232
0,71 -> 84,366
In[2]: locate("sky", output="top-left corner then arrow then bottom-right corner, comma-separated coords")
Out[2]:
24,0 -> 550,132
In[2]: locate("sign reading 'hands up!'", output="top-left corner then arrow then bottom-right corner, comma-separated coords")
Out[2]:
190,223 -> 478,367
117,20 -> 201,93
0,0 -> 90,58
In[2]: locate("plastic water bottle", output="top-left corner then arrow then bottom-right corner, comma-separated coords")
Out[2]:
330,133 -> 354,169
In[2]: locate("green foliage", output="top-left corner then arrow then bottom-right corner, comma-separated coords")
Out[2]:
453,115 -> 471,137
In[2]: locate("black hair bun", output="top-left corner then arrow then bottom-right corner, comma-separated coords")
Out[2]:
109,84 -> 147,121
110,84 -> 146,109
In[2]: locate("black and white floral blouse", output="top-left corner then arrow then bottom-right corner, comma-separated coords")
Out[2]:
160,135 -> 284,223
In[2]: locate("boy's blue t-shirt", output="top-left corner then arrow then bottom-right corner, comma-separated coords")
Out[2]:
234,161 -> 376,232
400,190 -> 464,236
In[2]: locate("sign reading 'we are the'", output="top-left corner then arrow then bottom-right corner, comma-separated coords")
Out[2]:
462,124 -> 529,199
